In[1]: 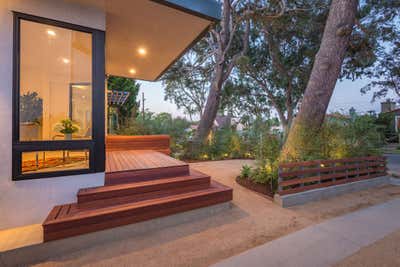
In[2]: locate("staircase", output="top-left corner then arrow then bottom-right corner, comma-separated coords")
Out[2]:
42,150 -> 232,242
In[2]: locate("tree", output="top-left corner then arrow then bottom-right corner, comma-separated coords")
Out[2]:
360,37 -> 400,102
281,0 -> 359,161
354,2 -> 400,102
107,76 -> 141,127
193,0 -> 250,144
162,48 -> 211,121
234,0 -> 328,134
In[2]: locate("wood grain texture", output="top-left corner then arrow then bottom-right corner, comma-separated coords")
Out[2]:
106,135 -> 170,154
278,157 -> 387,195
105,150 -> 190,185
43,181 -> 232,241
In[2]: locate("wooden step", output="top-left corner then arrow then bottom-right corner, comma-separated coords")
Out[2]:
77,171 -> 211,208
43,181 -> 232,242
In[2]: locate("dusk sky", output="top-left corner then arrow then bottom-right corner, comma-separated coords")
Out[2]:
138,78 -> 397,120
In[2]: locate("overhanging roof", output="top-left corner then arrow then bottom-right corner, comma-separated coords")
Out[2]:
106,0 -> 219,81
68,0 -> 220,81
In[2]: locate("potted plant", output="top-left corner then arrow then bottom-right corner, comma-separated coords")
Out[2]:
54,118 -> 80,140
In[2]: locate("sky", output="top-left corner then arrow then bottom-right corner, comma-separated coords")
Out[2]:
138,78 -> 396,120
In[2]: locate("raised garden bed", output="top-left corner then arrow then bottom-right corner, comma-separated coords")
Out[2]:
235,176 -> 274,199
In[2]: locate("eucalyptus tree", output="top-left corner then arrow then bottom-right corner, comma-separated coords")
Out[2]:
193,0 -> 251,144
235,0 -> 329,134
358,2 -> 400,102
281,0 -> 359,160
162,44 -> 212,121
281,0 -> 400,160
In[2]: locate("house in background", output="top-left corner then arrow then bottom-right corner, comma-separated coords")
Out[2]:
380,100 -> 400,135
0,0 -> 232,249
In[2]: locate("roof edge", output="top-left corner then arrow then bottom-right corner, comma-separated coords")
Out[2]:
150,0 -> 221,22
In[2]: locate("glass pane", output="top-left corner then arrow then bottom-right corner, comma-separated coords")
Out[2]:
22,150 -> 90,174
19,20 -> 92,141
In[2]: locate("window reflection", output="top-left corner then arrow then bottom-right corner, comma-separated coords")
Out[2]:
22,150 -> 89,174
19,20 -> 92,141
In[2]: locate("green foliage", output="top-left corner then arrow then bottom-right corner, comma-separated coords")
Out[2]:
374,112 -> 397,143
288,113 -> 385,162
20,91 -> 43,124
239,164 -> 252,179
107,76 -> 141,126
117,112 -> 191,158
54,118 -> 80,134
161,48 -> 210,120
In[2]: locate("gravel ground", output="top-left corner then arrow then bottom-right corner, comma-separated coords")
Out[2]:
33,160 -> 400,267
334,229 -> 400,267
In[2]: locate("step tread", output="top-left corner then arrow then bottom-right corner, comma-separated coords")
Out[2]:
44,181 -> 231,226
79,170 -> 209,197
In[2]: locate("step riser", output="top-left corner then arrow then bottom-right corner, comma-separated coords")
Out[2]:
77,183 -> 211,210
105,165 -> 190,185
78,176 -> 210,204
44,190 -> 232,241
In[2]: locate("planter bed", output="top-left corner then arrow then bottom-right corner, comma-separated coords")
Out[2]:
235,176 -> 274,199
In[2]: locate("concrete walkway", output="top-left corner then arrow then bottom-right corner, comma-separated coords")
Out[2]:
212,198 -> 400,267
386,154 -> 400,177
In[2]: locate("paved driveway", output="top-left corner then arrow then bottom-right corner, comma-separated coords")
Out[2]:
386,154 -> 400,174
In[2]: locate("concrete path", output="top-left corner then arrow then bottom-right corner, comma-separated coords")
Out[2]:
212,198 -> 400,267
386,154 -> 400,176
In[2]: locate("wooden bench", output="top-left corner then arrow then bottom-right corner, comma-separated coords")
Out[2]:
106,135 -> 171,155
278,156 -> 387,195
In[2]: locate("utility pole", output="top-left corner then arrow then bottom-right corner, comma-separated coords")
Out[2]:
142,92 -> 145,121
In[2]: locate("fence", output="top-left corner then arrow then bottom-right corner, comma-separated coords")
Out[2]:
278,156 -> 387,195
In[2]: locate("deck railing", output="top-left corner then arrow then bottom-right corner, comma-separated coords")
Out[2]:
278,156 -> 387,195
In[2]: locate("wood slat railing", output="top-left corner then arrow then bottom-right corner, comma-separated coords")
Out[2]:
278,156 -> 387,195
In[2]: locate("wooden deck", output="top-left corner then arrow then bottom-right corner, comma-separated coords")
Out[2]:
42,135 -> 233,241
105,150 -> 190,185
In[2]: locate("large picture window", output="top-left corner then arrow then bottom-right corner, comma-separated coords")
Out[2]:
13,13 -> 105,180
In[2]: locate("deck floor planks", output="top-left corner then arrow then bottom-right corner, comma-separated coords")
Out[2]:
106,150 -> 187,174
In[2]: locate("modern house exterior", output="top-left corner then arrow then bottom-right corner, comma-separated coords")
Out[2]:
0,0 -> 228,238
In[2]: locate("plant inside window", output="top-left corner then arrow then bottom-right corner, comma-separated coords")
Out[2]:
20,91 -> 43,141
54,118 -> 80,140
20,91 -> 43,124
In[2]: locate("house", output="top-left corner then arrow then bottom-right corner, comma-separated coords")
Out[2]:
0,0 -> 231,244
380,101 -> 400,134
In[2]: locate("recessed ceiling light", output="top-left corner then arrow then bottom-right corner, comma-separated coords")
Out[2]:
62,58 -> 70,64
129,68 -> 136,74
47,29 -> 56,36
138,47 -> 147,56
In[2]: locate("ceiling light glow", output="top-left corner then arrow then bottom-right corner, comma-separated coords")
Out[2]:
62,58 -> 70,64
129,68 -> 136,74
47,29 -> 56,36
138,47 -> 147,56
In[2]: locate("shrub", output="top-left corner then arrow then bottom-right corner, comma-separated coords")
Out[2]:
239,164 -> 252,179
288,113 -> 385,162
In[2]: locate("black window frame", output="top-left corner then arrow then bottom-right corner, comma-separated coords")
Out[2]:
12,12 -> 105,181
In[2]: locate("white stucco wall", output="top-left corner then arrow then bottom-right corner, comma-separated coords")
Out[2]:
0,0 -> 106,230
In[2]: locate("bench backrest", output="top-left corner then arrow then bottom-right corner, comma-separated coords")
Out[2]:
106,135 -> 171,155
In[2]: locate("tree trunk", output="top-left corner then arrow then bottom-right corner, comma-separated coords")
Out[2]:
281,0 -> 358,161
194,70 -> 223,143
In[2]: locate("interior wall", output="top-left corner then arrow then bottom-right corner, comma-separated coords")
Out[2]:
0,0 -> 105,230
